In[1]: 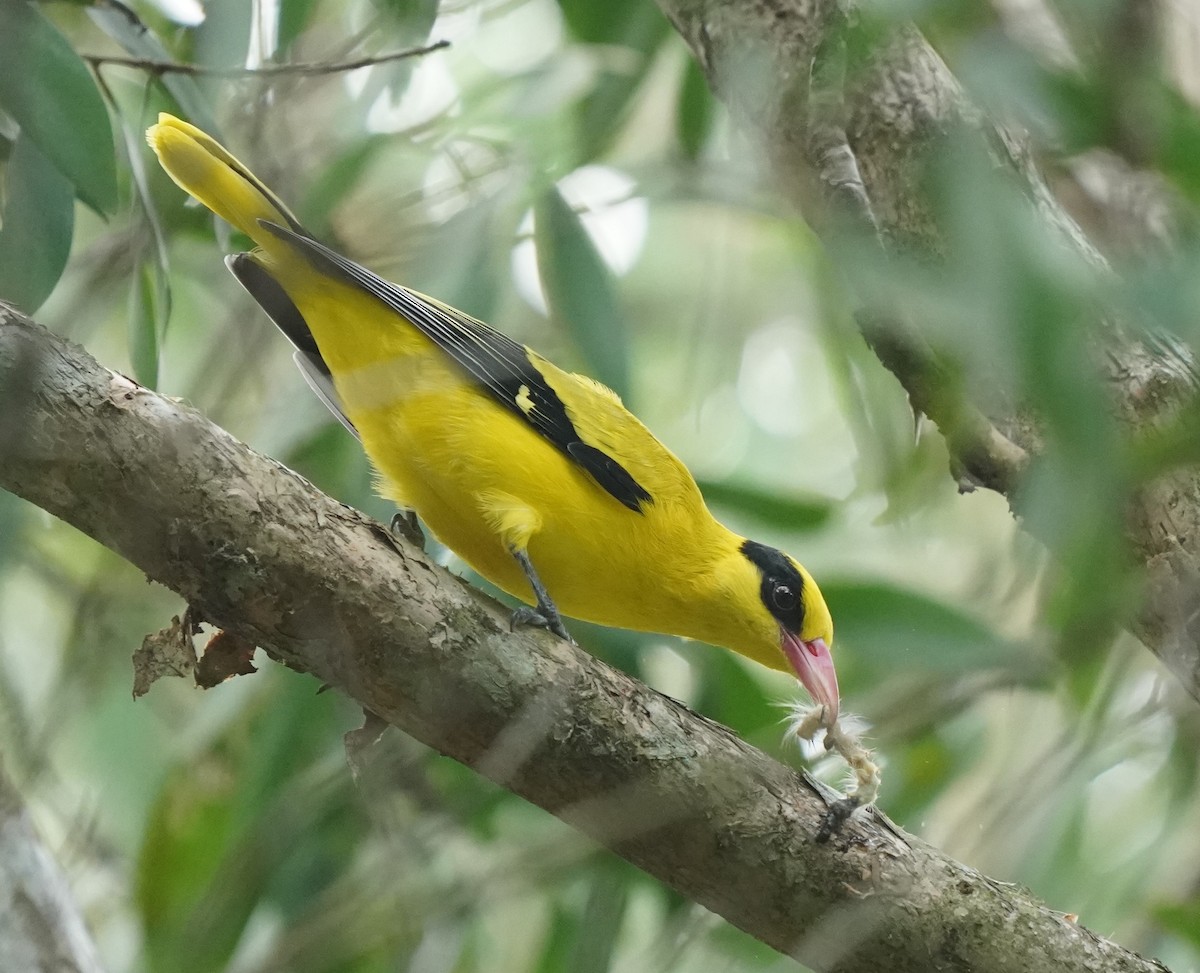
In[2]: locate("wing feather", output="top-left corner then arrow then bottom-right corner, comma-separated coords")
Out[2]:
258,221 -> 652,512
226,252 -> 360,439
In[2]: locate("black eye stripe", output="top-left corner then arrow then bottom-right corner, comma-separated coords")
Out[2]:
741,540 -> 806,633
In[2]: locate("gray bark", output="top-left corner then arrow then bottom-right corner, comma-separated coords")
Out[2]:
0,307 -> 1170,972
0,765 -> 106,973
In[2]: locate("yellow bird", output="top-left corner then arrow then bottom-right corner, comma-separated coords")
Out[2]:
147,113 -> 839,721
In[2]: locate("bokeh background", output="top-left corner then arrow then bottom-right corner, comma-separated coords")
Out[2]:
3,0 -> 1200,969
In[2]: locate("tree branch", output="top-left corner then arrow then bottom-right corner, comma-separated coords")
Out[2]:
82,41 -> 450,78
653,0 -> 1200,702
0,764 -> 105,973
0,308 -> 1171,972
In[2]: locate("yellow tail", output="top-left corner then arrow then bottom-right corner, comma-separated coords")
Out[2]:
146,113 -> 304,248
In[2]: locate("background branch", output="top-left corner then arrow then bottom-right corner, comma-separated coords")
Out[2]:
653,0 -> 1200,702
82,40 -> 450,78
0,764 -> 105,973
0,307 -> 1171,973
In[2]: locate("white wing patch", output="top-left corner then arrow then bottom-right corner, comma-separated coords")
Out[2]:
515,383 -> 535,415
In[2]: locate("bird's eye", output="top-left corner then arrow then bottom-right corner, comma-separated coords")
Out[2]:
771,583 -> 796,611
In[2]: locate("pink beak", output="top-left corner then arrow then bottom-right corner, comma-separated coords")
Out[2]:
781,633 -> 839,724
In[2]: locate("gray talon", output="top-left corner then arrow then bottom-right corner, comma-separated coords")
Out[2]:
389,510 -> 425,548
510,604 -> 574,643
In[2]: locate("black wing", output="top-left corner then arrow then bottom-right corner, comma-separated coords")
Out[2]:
256,221 -> 652,512
225,253 -> 359,440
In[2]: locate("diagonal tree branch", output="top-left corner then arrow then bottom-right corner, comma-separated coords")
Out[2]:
0,306 -> 1171,972
652,0 -> 1200,702
0,764 -> 106,973
82,40 -> 450,78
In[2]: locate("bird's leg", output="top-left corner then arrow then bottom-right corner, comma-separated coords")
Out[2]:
389,509 -> 425,549
509,549 -> 574,643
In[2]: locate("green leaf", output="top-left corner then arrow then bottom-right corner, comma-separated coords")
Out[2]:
692,646 -> 776,738
138,676 -> 359,973
572,4 -> 669,161
370,0 -> 439,43
534,184 -> 630,399
885,732 -> 960,823
0,134 -> 75,312
138,760 -> 239,967
277,0 -> 324,51
119,114 -> 171,389
697,479 -> 832,532
192,0 -> 253,81
284,422 -> 377,508
557,0 -> 644,44
569,868 -> 629,973
300,136 -> 389,240
0,491 -> 26,575
1153,85 -> 1200,202
1152,901 -> 1200,951
352,0 -> 440,111
676,56 -> 715,160
0,2 -> 118,215
128,261 -> 161,388
823,580 -> 1037,678
87,4 -> 221,139
411,194 -> 513,324
534,906 -> 579,973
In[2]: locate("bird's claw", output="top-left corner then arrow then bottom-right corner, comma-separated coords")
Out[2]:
510,605 -> 575,644
816,795 -> 860,843
389,510 -> 425,548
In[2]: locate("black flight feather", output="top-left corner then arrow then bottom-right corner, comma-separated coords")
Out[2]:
225,252 -> 359,440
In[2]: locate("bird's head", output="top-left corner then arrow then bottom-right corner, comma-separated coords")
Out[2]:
725,539 -> 838,724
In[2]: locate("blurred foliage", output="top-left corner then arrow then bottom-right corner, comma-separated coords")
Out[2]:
2,0 -> 1200,970
0,1 -> 117,215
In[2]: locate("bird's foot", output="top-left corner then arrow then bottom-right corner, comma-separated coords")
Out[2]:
389,509 -> 425,548
510,604 -> 575,644
508,548 -> 575,643
816,795 -> 861,843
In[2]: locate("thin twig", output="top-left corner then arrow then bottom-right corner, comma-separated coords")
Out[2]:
83,40 -> 449,78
